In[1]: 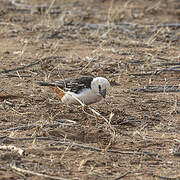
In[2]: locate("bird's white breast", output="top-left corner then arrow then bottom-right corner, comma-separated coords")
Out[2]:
61,88 -> 102,105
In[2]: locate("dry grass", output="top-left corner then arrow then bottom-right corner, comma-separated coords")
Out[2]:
0,0 -> 180,179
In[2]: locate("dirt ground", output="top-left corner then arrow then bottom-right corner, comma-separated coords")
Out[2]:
0,0 -> 180,179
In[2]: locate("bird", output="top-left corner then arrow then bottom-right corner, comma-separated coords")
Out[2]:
37,76 -> 110,105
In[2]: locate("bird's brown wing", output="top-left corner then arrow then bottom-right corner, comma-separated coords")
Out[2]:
37,76 -> 93,94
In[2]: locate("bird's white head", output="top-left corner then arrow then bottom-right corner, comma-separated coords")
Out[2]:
91,77 -> 110,98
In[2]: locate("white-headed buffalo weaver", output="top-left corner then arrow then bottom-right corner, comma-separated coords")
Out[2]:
37,76 -> 110,105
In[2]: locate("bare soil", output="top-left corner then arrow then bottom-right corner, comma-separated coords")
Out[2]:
0,0 -> 180,179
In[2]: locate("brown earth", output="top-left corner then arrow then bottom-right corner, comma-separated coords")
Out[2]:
0,0 -> 180,179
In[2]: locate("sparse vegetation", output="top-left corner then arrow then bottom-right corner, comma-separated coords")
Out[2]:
0,0 -> 180,179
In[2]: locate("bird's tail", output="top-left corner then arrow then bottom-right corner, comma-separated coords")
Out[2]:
37,81 -> 65,98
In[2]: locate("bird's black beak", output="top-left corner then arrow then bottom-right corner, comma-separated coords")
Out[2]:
100,89 -> 106,98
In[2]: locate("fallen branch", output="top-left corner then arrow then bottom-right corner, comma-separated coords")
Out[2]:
150,173 -> 180,180
139,23 -> 180,28
79,22 -> 137,31
130,72 -> 153,77
0,136 -> 157,156
132,85 -> 180,93
158,62 -> 180,66
0,136 -> 54,143
113,171 -> 131,180
0,95 -> 22,100
0,56 -> 64,74
0,119 -> 77,132
10,161 -> 69,180
118,119 -> 142,125
50,140 -> 157,156
0,74 -> 32,78
130,66 -> 180,77
155,66 -> 180,75
161,23 -> 180,28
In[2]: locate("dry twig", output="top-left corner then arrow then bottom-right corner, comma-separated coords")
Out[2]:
0,136 -> 157,156
155,66 -> 180,75
0,56 -> 64,74
132,85 -> 180,93
0,119 -> 77,132
10,161 -> 70,180
150,173 -> 180,180
113,171 -> 131,180
131,66 -> 180,77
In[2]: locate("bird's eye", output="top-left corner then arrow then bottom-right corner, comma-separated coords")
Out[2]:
98,85 -> 101,91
